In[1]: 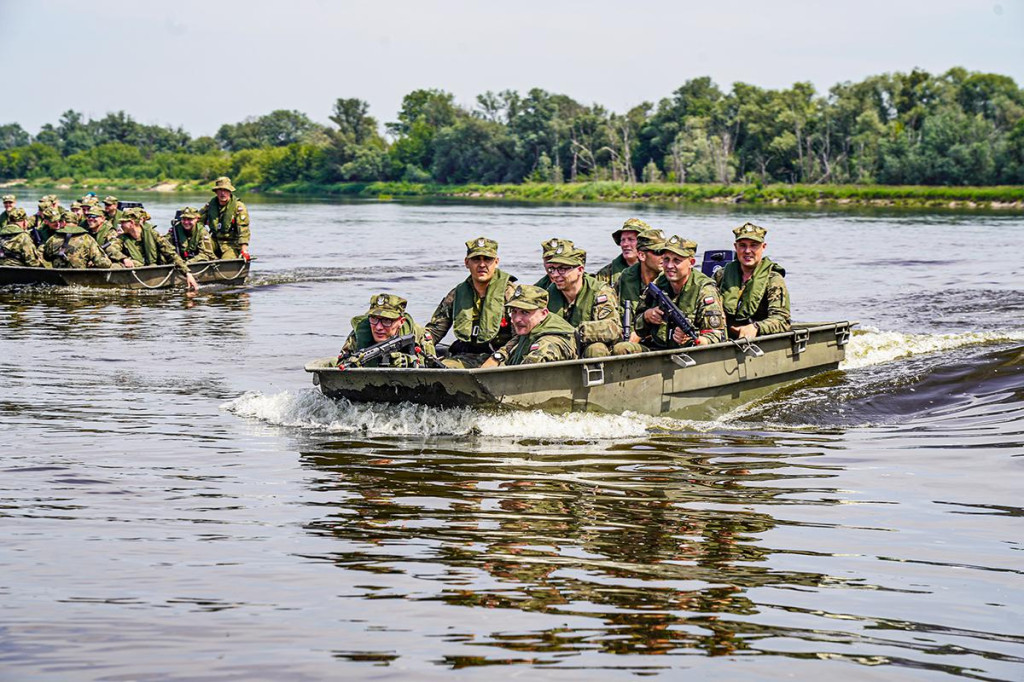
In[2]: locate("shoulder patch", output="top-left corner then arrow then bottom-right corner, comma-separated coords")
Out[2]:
704,296 -> 715,305
596,294 -> 608,304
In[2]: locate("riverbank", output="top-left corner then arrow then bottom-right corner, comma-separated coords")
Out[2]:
4,177 -> 1022,209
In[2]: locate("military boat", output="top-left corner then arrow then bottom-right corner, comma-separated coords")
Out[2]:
0,258 -> 251,289
305,321 -> 854,419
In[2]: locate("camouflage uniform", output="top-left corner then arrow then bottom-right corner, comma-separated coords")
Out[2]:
102,196 -> 123,230
427,237 -> 518,368
44,225 -> 113,269
615,228 -> 667,330
595,217 -> 650,285
714,222 -> 791,337
541,240 -> 622,358
0,194 -> 15,227
337,294 -> 437,368
626,236 -> 726,351
491,285 -> 578,366
167,207 -> 216,264
199,177 -> 250,259
0,214 -> 48,268
115,209 -> 191,276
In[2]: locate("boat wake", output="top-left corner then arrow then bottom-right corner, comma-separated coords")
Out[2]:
841,326 -> 1024,370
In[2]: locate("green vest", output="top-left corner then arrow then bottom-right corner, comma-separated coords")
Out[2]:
546,273 -> 601,327
718,257 -> 786,323
205,197 -> 240,238
508,313 -> 576,365
117,224 -> 161,265
650,270 -> 715,347
452,269 -> 512,343
169,223 -> 205,259
349,314 -> 420,367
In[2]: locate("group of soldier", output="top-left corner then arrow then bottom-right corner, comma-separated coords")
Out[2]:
0,176 -> 251,293
337,219 -> 791,368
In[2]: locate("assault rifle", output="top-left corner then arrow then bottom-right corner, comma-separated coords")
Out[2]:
337,333 -> 417,369
621,301 -> 634,342
644,282 -> 700,345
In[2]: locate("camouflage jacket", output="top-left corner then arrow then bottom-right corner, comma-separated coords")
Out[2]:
0,225 -> 48,267
714,259 -> 791,336
167,223 -> 216,264
43,226 -> 113,269
634,271 -> 726,348
493,312 -> 577,366
594,253 -> 631,286
545,273 -> 622,346
337,314 -> 437,368
200,197 -> 250,245
116,226 -> 190,275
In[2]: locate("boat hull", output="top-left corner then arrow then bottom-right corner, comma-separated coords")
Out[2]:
0,259 -> 251,289
305,322 -> 853,419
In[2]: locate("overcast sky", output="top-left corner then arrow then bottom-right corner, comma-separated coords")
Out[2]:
2,0 -> 1021,138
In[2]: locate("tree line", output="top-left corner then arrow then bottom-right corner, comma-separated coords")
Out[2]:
2,67 -> 1022,188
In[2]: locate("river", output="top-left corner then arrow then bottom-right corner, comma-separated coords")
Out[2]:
1,193 -> 1022,680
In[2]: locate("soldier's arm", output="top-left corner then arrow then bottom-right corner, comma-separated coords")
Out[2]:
577,285 -> 623,345
695,283 -> 726,345
198,233 -> 217,262
521,336 -> 575,364
754,273 -> 792,336
155,233 -> 191,275
234,201 -> 251,245
425,288 -> 456,342
25,240 -> 49,268
336,331 -> 360,365
90,240 -> 113,269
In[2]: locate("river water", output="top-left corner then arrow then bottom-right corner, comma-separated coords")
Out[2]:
1,193 -> 1022,681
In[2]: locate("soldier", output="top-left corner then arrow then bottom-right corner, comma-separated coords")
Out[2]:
616,227 -> 666,330
69,201 -> 86,226
426,237 -> 518,368
0,208 -> 49,267
36,206 -> 64,245
26,199 -> 51,241
482,285 -> 577,367
714,222 -> 791,339
116,208 -> 199,292
43,213 -> 113,269
624,235 -> 725,352
199,176 -> 251,260
541,239 -> 621,358
336,293 -> 437,368
0,194 -> 15,226
83,206 -> 124,260
533,237 -> 578,289
595,217 -> 649,285
167,207 -> 216,263
102,195 -> 123,228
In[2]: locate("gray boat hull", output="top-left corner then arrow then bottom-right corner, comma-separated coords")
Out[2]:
305,322 -> 853,419
0,258 -> 251,288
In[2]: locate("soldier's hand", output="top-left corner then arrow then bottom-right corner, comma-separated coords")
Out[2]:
731,323 -> 758,339
240,245 -> 251,261
645,308 -> 665,324
122,258 -> 135,268
388,352 -> 418,368
672,327 -> 691,345
185,273 -> 200,293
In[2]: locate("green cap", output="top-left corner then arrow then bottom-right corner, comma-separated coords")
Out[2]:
661,235 -> 697,258
7,207 -> 27,222
613,217 -> 650,244
366,293 -> 407,320
119,207 -> 143,222
42,206 -> 62,222
103,195 -> 118,205
179,206 -> 201,219
42,194 -> 58,203
540,237 -> 575,259
733,221 -> 767,243
81,196 -> 100,206
544,246 -> 587,267
70,201 -> 83,210
212,176 -> 236,193
1,194 -> 14,202
465,236 -> 498,258
637,227 -> 667,252
37,199 -> 52,209
505,284 -> 549,311
86,206 -> 106,218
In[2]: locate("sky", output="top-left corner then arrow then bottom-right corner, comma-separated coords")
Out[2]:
2,0 -> 1022,138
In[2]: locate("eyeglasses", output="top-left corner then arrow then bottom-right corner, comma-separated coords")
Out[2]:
544,264 -> 575,276
368,315 -> 400,327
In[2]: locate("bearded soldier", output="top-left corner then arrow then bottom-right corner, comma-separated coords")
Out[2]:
714,222 -> 791,339
427,237 -> 518,368
199,176 -> 251,260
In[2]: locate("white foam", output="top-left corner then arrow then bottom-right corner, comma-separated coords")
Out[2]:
223,389 -> 654,440
841,327 -> 1024,370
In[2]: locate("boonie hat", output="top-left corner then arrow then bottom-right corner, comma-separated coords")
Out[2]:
661,235 -> 698,259
465,236 -> 498,259
636,228 -> 667,252
732,222 -> 767,243
366,293 -> 407,320
212,176 -> 236,193
505,284 -> 549,311
612,217 -> 650,244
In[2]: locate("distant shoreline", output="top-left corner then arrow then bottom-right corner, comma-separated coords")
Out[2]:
3,178 -> 1022,209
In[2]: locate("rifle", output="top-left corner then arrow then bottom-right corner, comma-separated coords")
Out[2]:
622,301 -> 634,342
337,333 -> 417,369
644,282 -> 700,345
169,210 -> 187,259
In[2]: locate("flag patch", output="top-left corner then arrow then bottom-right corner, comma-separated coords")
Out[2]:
596,295 -> 608,303
703,296 -> 715,305
530,343 -> 540,351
